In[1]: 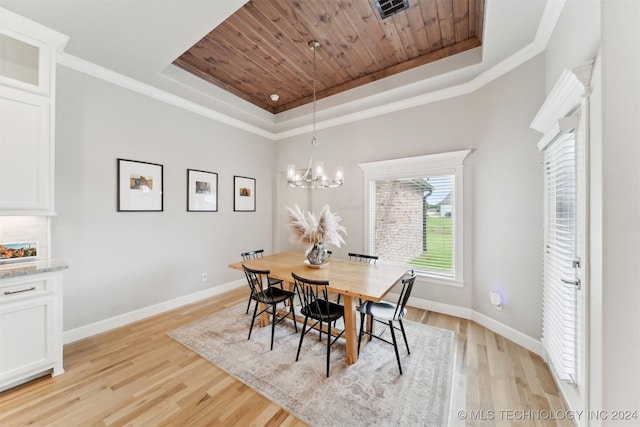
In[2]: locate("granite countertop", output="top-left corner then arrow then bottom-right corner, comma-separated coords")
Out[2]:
0,258 -> 68,279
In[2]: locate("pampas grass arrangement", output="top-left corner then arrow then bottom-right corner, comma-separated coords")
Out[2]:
286,204 -> 347,252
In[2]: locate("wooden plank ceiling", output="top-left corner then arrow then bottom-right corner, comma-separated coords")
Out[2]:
173,0 -> 485,114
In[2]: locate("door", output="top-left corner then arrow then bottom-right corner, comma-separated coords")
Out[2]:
542,111 -> 588,424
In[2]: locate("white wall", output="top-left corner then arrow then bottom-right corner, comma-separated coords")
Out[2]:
543,0 -> 601,95
470,54 -> 545,339
275,55 -> 546,338
53,66 -> 275,331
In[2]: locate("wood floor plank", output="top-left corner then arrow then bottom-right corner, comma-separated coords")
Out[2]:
0,287 -> 569,426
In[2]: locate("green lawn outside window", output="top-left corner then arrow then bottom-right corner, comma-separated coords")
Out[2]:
410,216 -> 453,272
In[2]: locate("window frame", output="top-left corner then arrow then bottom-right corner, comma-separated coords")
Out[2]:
359,150 -> 470,287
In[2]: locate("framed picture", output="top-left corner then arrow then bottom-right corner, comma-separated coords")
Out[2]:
234,175 -> 256,212
117,158 -> 163,212
187,169 -> 218,212
0,241 -> 38,263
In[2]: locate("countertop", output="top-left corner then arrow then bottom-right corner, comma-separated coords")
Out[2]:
0,258 -> 68,279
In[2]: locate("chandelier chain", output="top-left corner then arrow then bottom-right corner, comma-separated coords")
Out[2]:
286,40 -> 343,189
312,41 -> 317,145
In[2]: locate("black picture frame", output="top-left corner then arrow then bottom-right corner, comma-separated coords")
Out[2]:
117,158 -> 164,212
187,169 -> 218,212
233,176 -> 256,212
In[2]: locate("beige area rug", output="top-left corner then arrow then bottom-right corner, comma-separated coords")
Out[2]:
168,301 -> 455,427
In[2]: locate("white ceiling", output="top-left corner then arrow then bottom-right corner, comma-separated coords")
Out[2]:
0,0 -> 558,139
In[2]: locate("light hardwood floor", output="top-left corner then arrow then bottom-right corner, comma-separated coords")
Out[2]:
0,287 -> 571,426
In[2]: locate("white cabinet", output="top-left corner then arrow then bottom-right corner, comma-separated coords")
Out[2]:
0,87 -> 52,213
0,8 -> 68,215
0,270 -> 64,391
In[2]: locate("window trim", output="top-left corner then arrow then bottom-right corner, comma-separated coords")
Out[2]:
359,150 -> 470,285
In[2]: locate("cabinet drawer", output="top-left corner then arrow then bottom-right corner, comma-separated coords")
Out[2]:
0,278 -> 49,301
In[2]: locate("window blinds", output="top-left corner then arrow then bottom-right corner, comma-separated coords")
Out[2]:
542,132 -> 577,383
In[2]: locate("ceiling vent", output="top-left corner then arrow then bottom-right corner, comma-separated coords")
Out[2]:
374,0 -> 410,19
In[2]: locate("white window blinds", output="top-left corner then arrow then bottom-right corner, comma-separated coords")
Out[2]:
542,132 -> 578,383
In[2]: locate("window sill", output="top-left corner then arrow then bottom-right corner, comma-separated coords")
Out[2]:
415,273 -> 465,288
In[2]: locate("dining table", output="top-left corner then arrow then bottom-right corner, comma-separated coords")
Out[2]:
228,251 -> 409,365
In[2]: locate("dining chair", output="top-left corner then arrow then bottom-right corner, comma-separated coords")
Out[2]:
332,252 -> 379,305
242,265 -> 297,351
356,270 -> 416,375
348,252 -> 378,264
291,272 -> 345,377
241,249 -> 284,314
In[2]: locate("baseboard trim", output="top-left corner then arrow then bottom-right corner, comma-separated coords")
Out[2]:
398,295 -> 543,356
64,282 -> 542,357
470,310 -> 543,356
63,280 -> 245,344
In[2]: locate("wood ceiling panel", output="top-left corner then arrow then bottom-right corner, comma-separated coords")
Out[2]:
173,0 -> 485,114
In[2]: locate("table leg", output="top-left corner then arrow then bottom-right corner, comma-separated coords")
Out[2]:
342,295 -> 357,365
259,302 -> 270,327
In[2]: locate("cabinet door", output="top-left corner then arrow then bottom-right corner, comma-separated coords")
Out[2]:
0,295 -> 55,386
0,86 -> 52,214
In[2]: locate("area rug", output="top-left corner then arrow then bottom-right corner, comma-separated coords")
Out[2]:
168,302 -> 455,427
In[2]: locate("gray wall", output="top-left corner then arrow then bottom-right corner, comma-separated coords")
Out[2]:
53,66 -> 275,330
470,54 -> 545,338
276,55 -> 545,339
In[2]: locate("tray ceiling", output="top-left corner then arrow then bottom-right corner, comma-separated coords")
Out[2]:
173,0 -> 485,114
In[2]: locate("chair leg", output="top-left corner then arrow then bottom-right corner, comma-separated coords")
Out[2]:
357,312 -> 366,355
289,296 -> 298,333
388,320 -> 402,375
398,319 -> 410,354
326,321 -> 332,377
245,294 -> 252,314
270,303 -> 277,350
248,300 -> 259,341
296,316 -> 309,361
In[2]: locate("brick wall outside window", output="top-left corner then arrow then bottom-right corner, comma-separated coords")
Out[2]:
374,181 -> 424,263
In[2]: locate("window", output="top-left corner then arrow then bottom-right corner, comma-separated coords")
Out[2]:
359,150 -> 469,285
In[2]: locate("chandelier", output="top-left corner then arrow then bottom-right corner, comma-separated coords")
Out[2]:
287,41 -> 344,189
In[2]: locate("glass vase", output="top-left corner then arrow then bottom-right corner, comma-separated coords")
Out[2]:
306,242 -> 328,265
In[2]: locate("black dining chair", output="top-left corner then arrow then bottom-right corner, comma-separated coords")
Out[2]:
243,265 -> 297,351
241,249 -> 284,314
333,252 -> 379,305
291,272 -> 345,377
356,270 -> 416,375
348,252 -> 378,264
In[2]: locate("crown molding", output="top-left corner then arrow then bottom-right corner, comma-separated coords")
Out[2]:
57,52 -> 276,140
55,0 -> 565,141
530,60 -> 594,151
0,7 -> 68,51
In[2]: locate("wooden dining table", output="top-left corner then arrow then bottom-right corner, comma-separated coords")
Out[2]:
228,251 -> 409,365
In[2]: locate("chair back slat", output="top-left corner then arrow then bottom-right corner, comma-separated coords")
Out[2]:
348,252 -> 378,264
393,270 -> 416,320
241,249 -> 265,261
291,272 -> 331,316
242,264 -> 270,296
